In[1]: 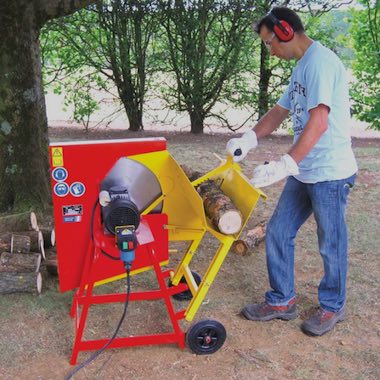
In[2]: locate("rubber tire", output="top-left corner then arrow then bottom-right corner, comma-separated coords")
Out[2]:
186,319 -> 226,355
169,271 -> 201,301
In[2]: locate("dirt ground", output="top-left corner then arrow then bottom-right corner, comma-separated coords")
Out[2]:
0,127 -> 379,380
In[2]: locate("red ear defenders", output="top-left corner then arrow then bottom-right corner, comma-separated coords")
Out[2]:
267,11 -> 294,42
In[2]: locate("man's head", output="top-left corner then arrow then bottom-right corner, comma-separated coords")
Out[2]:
254,7 -> 306,60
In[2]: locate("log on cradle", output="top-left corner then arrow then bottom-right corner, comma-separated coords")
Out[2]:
10,234 -> 31,254
180,164 -> 203,181
231,222 -> 267,256
0,271 -> 42,294
197,180 -> 243,235
0,211 -> 38,233
0,252 -> 41,273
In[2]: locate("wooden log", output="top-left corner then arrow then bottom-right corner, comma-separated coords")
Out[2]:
231,222 -> 267,256
0,211 -> 38,233
39,228 -> 54,248
0,233 -> 12,252
197,180 -> 243,235
0,252 -> 41,273
44,247 -> 58,275
10,234 -> 31,254
10,230 -> 43,252
0,271 -> 42,294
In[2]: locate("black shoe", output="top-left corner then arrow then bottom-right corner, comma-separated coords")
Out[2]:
241,301 -> 297,321
301,307 -> 345,336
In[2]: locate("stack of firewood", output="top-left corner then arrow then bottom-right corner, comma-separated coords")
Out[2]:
0,211 -> 55,295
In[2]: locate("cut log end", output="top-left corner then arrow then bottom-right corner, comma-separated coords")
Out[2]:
36,272 -> 42,294
39,236 -> 46,260
231,222 -> 267,256
217,210 -> 243,235
30,212 -> 39,231
231,240 -> 249,256
51,228 -> 55,247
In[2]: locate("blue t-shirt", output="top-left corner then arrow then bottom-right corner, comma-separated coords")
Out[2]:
277,41 -> 357,183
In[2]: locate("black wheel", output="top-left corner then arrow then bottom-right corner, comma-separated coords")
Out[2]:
186,319 -> 226,355
169,271 -> 201,301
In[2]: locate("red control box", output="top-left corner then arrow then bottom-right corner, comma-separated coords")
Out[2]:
49,138 -> 168,292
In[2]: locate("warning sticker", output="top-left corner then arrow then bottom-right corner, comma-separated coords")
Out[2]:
52,147 -> 64,167
62,204 -> 83,223
62,204 -> 83,216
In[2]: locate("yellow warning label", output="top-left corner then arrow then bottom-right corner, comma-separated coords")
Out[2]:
52,147 -> 64,167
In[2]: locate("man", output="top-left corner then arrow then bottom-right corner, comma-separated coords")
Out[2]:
226,7 -> 357,336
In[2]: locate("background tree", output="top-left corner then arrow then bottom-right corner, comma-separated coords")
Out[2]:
350,0 -> 380,130
42,0 -> 159,131
0,0 -> 96,213
158,0 -> 256,134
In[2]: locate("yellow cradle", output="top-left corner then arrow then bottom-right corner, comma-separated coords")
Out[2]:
131,150 -> 267,321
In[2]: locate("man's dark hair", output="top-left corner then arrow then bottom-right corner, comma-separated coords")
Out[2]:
254,7 -> 305,35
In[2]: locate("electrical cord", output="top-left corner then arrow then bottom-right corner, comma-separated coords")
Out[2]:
64,265 -> 131,380
90,198 -> 119,261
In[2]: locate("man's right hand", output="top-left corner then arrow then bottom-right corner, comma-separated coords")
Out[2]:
226,130 -> 258,162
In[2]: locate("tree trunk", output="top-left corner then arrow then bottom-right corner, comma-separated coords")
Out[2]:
258,44 -> 271,119
0,1 -> 51,212
126,106 -> 143,132
0,271 -> 42,294
0,0 -> 96,213
189,108 -> 205,134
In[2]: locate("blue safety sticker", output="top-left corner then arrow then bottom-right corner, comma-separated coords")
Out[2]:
54,182 -> 69,197
70,182 -> 86,197
52,167 -> 68,182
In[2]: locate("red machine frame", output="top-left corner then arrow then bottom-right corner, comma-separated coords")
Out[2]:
69,208 -> 189,365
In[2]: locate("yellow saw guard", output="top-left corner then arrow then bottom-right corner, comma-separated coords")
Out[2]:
131,151 -> 266,321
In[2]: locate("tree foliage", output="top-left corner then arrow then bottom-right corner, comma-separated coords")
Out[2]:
157,0 -> 256,133
349,0 -> 380,130
42,1 -> 159,131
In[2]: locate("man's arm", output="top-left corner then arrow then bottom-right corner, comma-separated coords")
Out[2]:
253,104 -> 289,138
288,104 -> 329,163
250,104 -> 329,188
226,104 -> 289,161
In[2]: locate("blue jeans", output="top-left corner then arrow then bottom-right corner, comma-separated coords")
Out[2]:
264,174 -> 356,312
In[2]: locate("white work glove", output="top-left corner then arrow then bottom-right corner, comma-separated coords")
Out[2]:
250,154 -> 299,188
226,130 -> 258,162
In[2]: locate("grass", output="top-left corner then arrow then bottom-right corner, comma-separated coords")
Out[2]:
0,132 -> 379,379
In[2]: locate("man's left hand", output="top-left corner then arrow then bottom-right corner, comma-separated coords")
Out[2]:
250,154 -> 299,188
